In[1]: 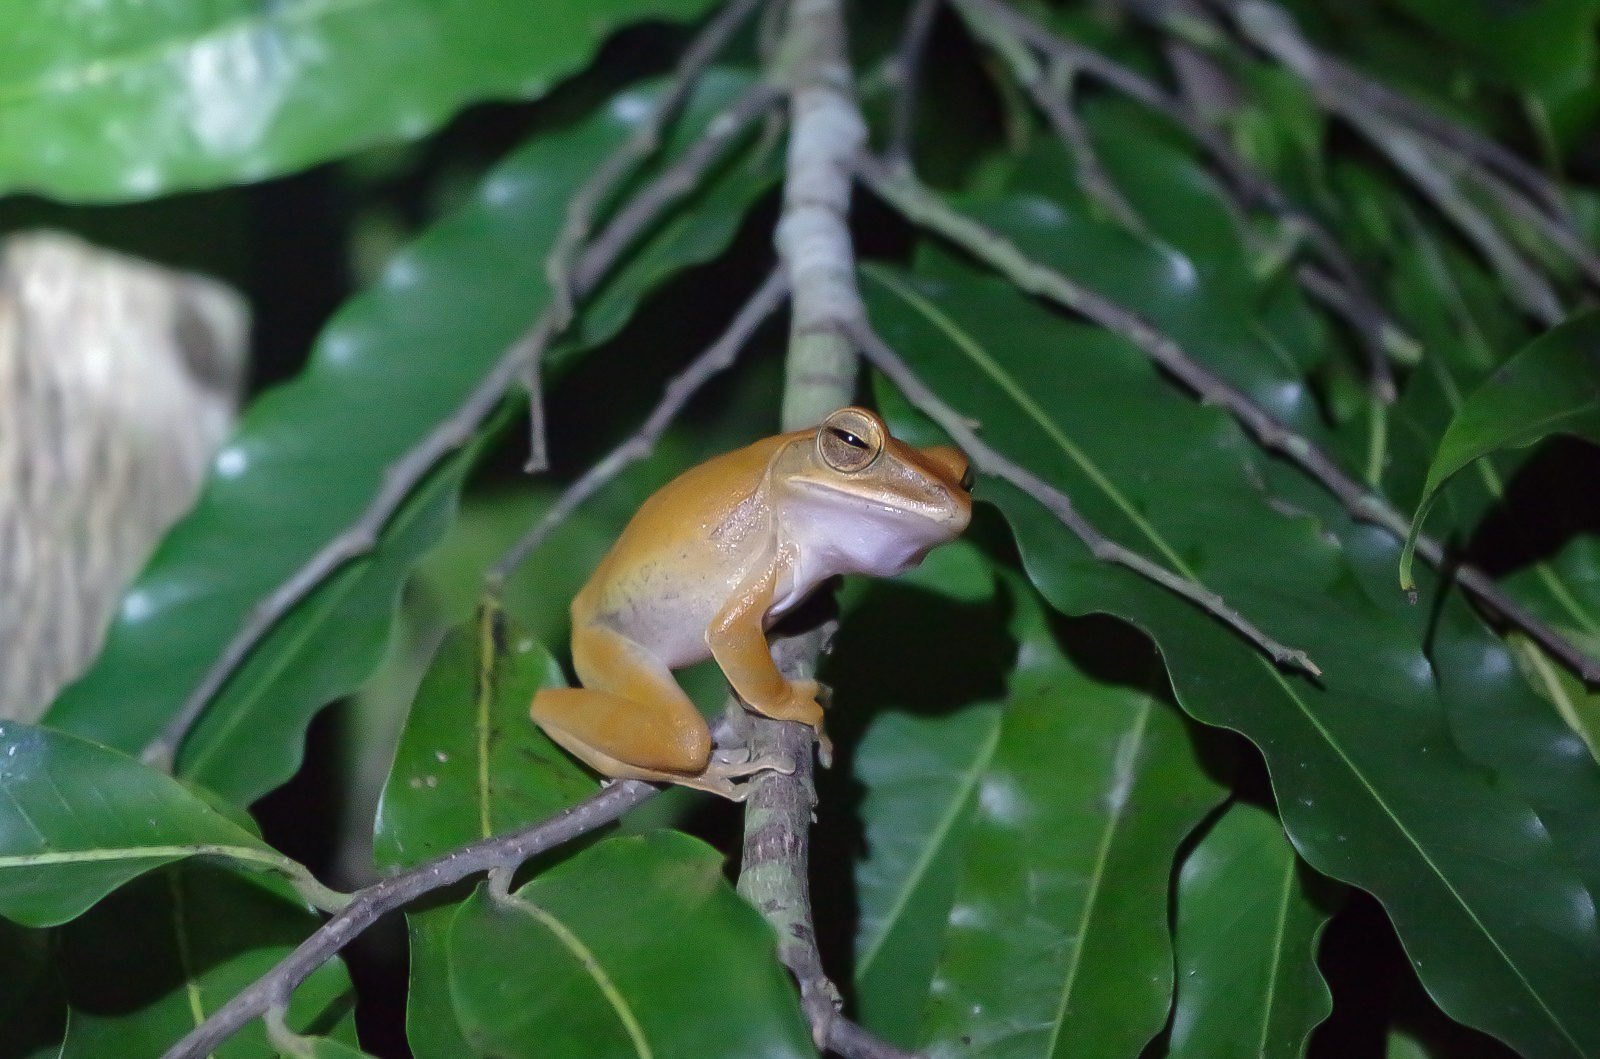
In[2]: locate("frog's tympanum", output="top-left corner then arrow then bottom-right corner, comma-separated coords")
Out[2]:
532,407 -> 973,797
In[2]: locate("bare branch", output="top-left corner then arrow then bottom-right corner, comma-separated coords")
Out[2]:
146,82 -> 783,771
953,0 -> 1409,399
858,158 -> 1600,684
1341,111 -> 1564,325
544,0 -> 769,327
162,781 -> 660,1059
886,0 -> 942,169
827,1019 -> 926,1059
486,269 -> 789,589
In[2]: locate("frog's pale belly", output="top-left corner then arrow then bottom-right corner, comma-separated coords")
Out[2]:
588,553 -> 824,670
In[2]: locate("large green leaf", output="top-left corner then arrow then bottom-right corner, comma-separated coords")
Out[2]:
56,863 -> 354,1059
1401,310 -> 1600,591
0,0 -> 718,201
374,607 -> 597,1056
448,831 -> 813,1059
852,706 -> 1002,1047
0,723 -> 313,927
1167,801 -> 1342,1059
866,260 -> 1600,1058
915,579 -> 1228,1058
48,70 -> 773,805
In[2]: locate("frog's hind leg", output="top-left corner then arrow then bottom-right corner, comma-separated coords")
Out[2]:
532,623 -> 711,780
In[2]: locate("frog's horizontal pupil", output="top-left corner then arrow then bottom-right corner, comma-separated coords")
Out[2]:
828,427 -> 868,449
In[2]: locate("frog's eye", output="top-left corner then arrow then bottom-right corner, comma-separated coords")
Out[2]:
818,408 -> 884,472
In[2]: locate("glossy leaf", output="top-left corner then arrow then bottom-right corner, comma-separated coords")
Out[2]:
1503,537 -> 1600,763
56,863 -> 354,1058
0,0 -> 718,201
0,722 -> 303,927
866,257 -> 1600,1059
48,70 -> 772,806
852,705 -> 1003,1048
448,831 -> 813,1059
1392,0 -> 1599,95
917,581 -> 1228,1058
1168,801 -> 1343,1059
374,607 -> 597,1055
1401,310 -> 1600,591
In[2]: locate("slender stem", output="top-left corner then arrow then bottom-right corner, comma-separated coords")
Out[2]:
544,0 -> 770,328
486,270 -> 788,589
847,320 -> 1318,675
886,0 -> 942,169
858,157 -> 1600,684
145,82 -> 782,771
161,781 -> 661,1059
953,0 -> 1408,397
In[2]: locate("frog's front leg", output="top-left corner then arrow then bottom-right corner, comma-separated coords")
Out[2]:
706,554 -> 831,760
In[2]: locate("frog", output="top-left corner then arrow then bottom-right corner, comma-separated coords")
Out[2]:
531,406 -> 973,798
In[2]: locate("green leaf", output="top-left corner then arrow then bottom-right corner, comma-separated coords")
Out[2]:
374,607 -> 597,1055
917,582 -> 1228,1057
1391,0 -> 1599,96
865,260 -> 1600,1059
1400,311 -> 1600,591
0,723 -> 306,927
852,705 -> 1003,1047
48,69 -> 772,805
374,606 -> 595,870
1503,537 -> 1600,764
0,0 -> 719,201
56,863 -> 353,1059
448,832 -> 814,1059
1168,802 -> 1343,1059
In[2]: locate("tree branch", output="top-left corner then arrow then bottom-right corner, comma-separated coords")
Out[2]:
486,269 -> 788,589
162,780 -> 661,1059
857,157 -> 1600,684
144,80 -> 782,771
885,0 -> 942,169
953,0 -> 1410,399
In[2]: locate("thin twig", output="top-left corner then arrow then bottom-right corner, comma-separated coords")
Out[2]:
162,781 -> 661,1059
544,0 -> 770,328
485,269 -> 789,589
533,0 -> 768,473
886,0 -> 942,169
827,1019 -> 925,1059
145,82 -> 783,771
1342,110 -> 1564,325
953,0 -> 1409,398
857,158 -> 1600,684
1462,153 -> 1600,292
847,321 -> 1319,676
1193,0 -> 1590,309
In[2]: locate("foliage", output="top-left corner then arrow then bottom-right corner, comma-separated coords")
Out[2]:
3,0 -> 1599,1057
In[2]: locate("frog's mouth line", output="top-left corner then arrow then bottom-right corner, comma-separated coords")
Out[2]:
788,477 -> 968,527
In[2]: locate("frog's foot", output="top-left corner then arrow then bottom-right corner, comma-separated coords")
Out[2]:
696,752 -> 796,801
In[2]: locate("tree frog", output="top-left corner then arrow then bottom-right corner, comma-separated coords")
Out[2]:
532,406 -> 973,798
